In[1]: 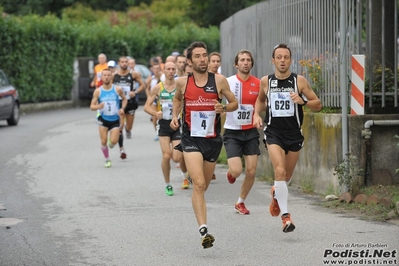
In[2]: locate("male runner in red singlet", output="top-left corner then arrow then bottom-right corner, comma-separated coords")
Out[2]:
170,41 -> 238,249
224,50 -> 260,215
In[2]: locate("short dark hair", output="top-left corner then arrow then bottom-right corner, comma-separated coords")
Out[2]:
209,52 -> 221,62
272,43 -> 292,58
186,41 -> 208,61
177,54 -> 186,60
234,49 -> 254,68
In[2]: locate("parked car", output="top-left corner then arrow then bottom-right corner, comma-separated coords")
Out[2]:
0,69 -> 19,126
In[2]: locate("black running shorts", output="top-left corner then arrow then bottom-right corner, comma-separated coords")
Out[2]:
157,119 -> 181,140
263,126 -> 304,154
97,116 -> 120,131
223,128 -> 260,159
120,98 -> 138,116
180,133 -> 223,162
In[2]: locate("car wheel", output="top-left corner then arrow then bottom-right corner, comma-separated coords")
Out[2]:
7,102 -> 20,126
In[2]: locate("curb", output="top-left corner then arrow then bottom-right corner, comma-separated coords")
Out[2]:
20,100 -> 75,114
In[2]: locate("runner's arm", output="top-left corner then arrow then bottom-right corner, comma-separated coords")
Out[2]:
216,75 -> 238,114
144,84 -> 160,117
116,86 -> 127,116
133,72 -> 146,95
90,68 -> 97,87
89,88 -> 104,111
253,76 -> 268,128
296,75 -> 322,111
170,77 -> 185,130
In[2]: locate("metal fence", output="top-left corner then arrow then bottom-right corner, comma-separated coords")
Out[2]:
220,0 -> 398,110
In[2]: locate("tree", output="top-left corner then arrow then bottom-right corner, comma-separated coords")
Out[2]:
188,0 -> 263,27
0,0 -> 137,16
149,0 -> 191,27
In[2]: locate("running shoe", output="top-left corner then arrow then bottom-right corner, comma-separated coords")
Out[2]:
226,171 -> 235,184
108,139 -> 114,149
120,149 -> 127,159
212,173 -> 216,180
104,160 -> 112,168
126,131 -> 132,139
181,179 -> 190,189
281,213 -> 295,233
235,202 -> 250,215
199,227 -> 215,249
269,186 -> 281,217
154,135 -> 159,141
165,185 -> 174,196
187,175 -> 193,185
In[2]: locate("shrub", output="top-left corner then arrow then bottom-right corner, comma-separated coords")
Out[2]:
0,14 -> 79,103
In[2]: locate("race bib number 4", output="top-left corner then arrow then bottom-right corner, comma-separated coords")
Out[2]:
233,104 -> 254,125
270,92 -> 294,117
190,111 -> 216,137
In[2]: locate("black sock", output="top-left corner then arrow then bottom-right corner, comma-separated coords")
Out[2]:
118,131 -> 123,147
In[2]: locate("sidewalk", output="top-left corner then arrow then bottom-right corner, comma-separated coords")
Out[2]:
20,100 -> 74,114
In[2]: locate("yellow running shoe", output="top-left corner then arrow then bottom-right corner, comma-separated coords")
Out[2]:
181,178 -> 190,189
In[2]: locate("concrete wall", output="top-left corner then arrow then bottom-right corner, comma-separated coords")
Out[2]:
256,113 -> 399,194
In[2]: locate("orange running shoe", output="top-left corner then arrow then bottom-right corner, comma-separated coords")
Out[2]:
181,178 -> 190,189
281,213 -> 295,233
269,186 -> 280,217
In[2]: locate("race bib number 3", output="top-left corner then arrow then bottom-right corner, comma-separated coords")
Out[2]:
102,101 -> 117,116
270,92 -> 294,117
190,111 -> 216,137
233,104 -> 254,125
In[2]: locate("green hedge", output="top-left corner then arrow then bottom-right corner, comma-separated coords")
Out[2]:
76,21 -> 220,64
0,14 -> 79,103
0,15 -> 220,103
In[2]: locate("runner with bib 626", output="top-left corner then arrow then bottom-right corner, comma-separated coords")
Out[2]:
253,43 -> 322,233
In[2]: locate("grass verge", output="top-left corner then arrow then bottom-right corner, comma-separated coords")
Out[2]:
321,185 -> 399,222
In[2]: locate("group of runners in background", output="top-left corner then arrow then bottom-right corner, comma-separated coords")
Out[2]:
89,42 -> 322,249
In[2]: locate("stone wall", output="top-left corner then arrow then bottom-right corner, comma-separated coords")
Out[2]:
256,113 -> 399,194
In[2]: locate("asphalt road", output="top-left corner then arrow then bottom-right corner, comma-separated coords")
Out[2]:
0,107 -> 398,266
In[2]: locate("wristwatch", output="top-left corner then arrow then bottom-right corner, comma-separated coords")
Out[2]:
300,96 -> 308,106
222,105 -> 227,112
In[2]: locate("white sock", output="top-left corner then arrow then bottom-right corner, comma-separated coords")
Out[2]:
237,197 -> 244,204
274,181 -> 288,214
286,177 -> 292,186
181,171 -> 187,180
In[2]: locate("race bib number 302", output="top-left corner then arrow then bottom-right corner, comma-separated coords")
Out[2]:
190,111 -> 216,137
233,104 -> 254,125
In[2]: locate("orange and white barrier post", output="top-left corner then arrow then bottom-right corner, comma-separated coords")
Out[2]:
350,55 -> 365,115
